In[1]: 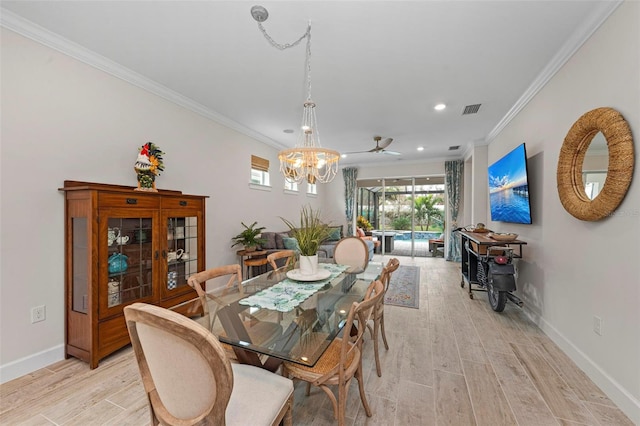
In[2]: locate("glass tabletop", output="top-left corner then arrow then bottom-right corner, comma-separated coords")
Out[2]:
172,262 -> 382,368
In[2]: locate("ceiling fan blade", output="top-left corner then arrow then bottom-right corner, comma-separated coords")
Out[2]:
382,150 -> 401,156
368,147 -> 383,153
378,138 -> 393,149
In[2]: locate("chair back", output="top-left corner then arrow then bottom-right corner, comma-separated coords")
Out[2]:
380,258 -> 400,294
333,236 -> 369,270
267,250 -> 296,271
187,264 -> 243,329
337,279 -> 384,379
124,303 -> 232,425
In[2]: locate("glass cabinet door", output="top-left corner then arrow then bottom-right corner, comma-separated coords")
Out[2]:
103,215 -> 155,314
165,215 -> 199,296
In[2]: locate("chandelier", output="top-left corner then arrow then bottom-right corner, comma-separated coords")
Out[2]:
251,6 -> 340,184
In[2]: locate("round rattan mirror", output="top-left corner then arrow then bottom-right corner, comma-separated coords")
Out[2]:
557,107 -> 634,221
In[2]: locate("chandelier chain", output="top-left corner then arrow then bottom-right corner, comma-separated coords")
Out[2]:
252,7 -> 339,184
257,22 -> 310,51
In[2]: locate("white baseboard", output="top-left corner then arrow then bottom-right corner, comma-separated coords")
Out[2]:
0,344 -> 65,384
525,309 -> 640,424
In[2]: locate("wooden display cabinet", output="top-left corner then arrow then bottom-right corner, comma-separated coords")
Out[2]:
60,181 -> 207,368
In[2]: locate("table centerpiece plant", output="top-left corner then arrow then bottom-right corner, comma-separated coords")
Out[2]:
281,205 -> 330,275
231,221 -> 267,252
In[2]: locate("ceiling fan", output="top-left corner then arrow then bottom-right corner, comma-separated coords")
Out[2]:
344,136 -> 401,156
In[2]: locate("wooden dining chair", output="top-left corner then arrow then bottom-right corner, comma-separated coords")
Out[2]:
187,264 -> 283,361
281,279 -> 385,426
369,257 -> 400,377
124,303 -> 294,426
267,249 -> 296,271
333,236 -> 369,271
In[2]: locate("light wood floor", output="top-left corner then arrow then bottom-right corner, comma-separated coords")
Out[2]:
1,256 -> 633,425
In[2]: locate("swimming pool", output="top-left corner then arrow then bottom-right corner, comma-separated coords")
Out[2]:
379,231 -> 442,241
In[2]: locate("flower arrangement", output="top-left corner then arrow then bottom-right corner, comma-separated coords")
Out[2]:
134,142 -> 164,192
357,215 -> 372,231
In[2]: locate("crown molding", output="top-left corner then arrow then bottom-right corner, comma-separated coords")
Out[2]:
486,0 -> 623,143
0,8 -> 286,151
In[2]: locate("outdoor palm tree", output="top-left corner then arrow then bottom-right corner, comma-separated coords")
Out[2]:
414,195 -> 444,230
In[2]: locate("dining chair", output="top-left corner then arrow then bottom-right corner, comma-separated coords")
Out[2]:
369,257 -> 400,377
124,303 -> 294,426
267,249 -> 296,271
187,264 -> 283,361
333,236 -> 369,271
281,279 -> 385,426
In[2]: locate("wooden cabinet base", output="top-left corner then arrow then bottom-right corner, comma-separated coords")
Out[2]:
60,181 -> 207,368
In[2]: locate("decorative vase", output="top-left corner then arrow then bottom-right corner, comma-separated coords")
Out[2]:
299,254 -> 319,275
135,171 -> 157,192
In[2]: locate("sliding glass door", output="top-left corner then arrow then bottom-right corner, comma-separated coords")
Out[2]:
356,177 -> 445,258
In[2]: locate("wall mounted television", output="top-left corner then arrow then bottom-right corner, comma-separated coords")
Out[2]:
488,143 -> 532,224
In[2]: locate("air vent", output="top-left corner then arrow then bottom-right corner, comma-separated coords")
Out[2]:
462,104 -> 481,115
449,145 -> 460,151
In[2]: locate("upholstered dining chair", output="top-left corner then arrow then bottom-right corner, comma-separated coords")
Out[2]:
267,249 -> 296,271
333,236 -> 369,271
124,303 -> 294,426
187,264 -> 283,361
281,279 -> 385,426
369,257 -> 400,377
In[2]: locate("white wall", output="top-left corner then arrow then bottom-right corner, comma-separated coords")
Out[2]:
487,1 -> 639,421
0,28 -> 328,380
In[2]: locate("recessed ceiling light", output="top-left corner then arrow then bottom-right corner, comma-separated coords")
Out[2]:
417,146 -> 424,151
283,129 -> 294,134
434,103 -> 446,111
341,154 -> 347,158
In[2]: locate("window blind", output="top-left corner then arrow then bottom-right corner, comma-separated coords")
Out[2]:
251,155 -> 269,172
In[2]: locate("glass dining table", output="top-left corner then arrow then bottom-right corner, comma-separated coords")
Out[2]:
171,262 -> 382,372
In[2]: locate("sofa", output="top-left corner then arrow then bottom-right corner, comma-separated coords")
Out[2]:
258,225 -> 345,266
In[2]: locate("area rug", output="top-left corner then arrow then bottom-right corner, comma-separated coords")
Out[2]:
385,265 -> 420,309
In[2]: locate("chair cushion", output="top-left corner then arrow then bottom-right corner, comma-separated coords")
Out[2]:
356,227 -> 366,237
227,364 -> 293,426
363,239 -> 374,261
285,338 -> 357,375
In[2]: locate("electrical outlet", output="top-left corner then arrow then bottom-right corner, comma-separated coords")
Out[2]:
593,316 -> 602,336
31,305 -> 46,323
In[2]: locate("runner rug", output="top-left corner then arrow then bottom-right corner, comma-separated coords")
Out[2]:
385,265 -> 420,309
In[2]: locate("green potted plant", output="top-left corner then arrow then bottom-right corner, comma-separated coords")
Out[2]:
281,206 -> 330,275
231,221 -> 267,252
357,215 -> 373,234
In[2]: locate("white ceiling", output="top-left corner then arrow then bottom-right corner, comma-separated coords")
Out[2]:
1,1 -> 618,167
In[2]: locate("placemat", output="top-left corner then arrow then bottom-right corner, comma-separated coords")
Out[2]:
239,264 -> 348,312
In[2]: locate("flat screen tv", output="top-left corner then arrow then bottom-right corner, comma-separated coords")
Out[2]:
488,143 -> 532,224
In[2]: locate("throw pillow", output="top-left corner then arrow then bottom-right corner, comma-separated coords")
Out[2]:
356,227 -> 366,237
282,237 -> 301,253
260,232 -> 276,249
275,233 -> 287,249
326,225 -> 343,241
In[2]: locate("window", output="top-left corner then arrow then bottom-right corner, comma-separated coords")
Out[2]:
284,180 -> 298,192
250,155 -> 270,187
307,182 -> 317,195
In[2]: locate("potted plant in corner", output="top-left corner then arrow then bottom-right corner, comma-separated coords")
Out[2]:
231,221 -> 267,252
281,205 -> 330,275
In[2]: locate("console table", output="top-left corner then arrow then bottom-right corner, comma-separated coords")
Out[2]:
459,231 -> 527,311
